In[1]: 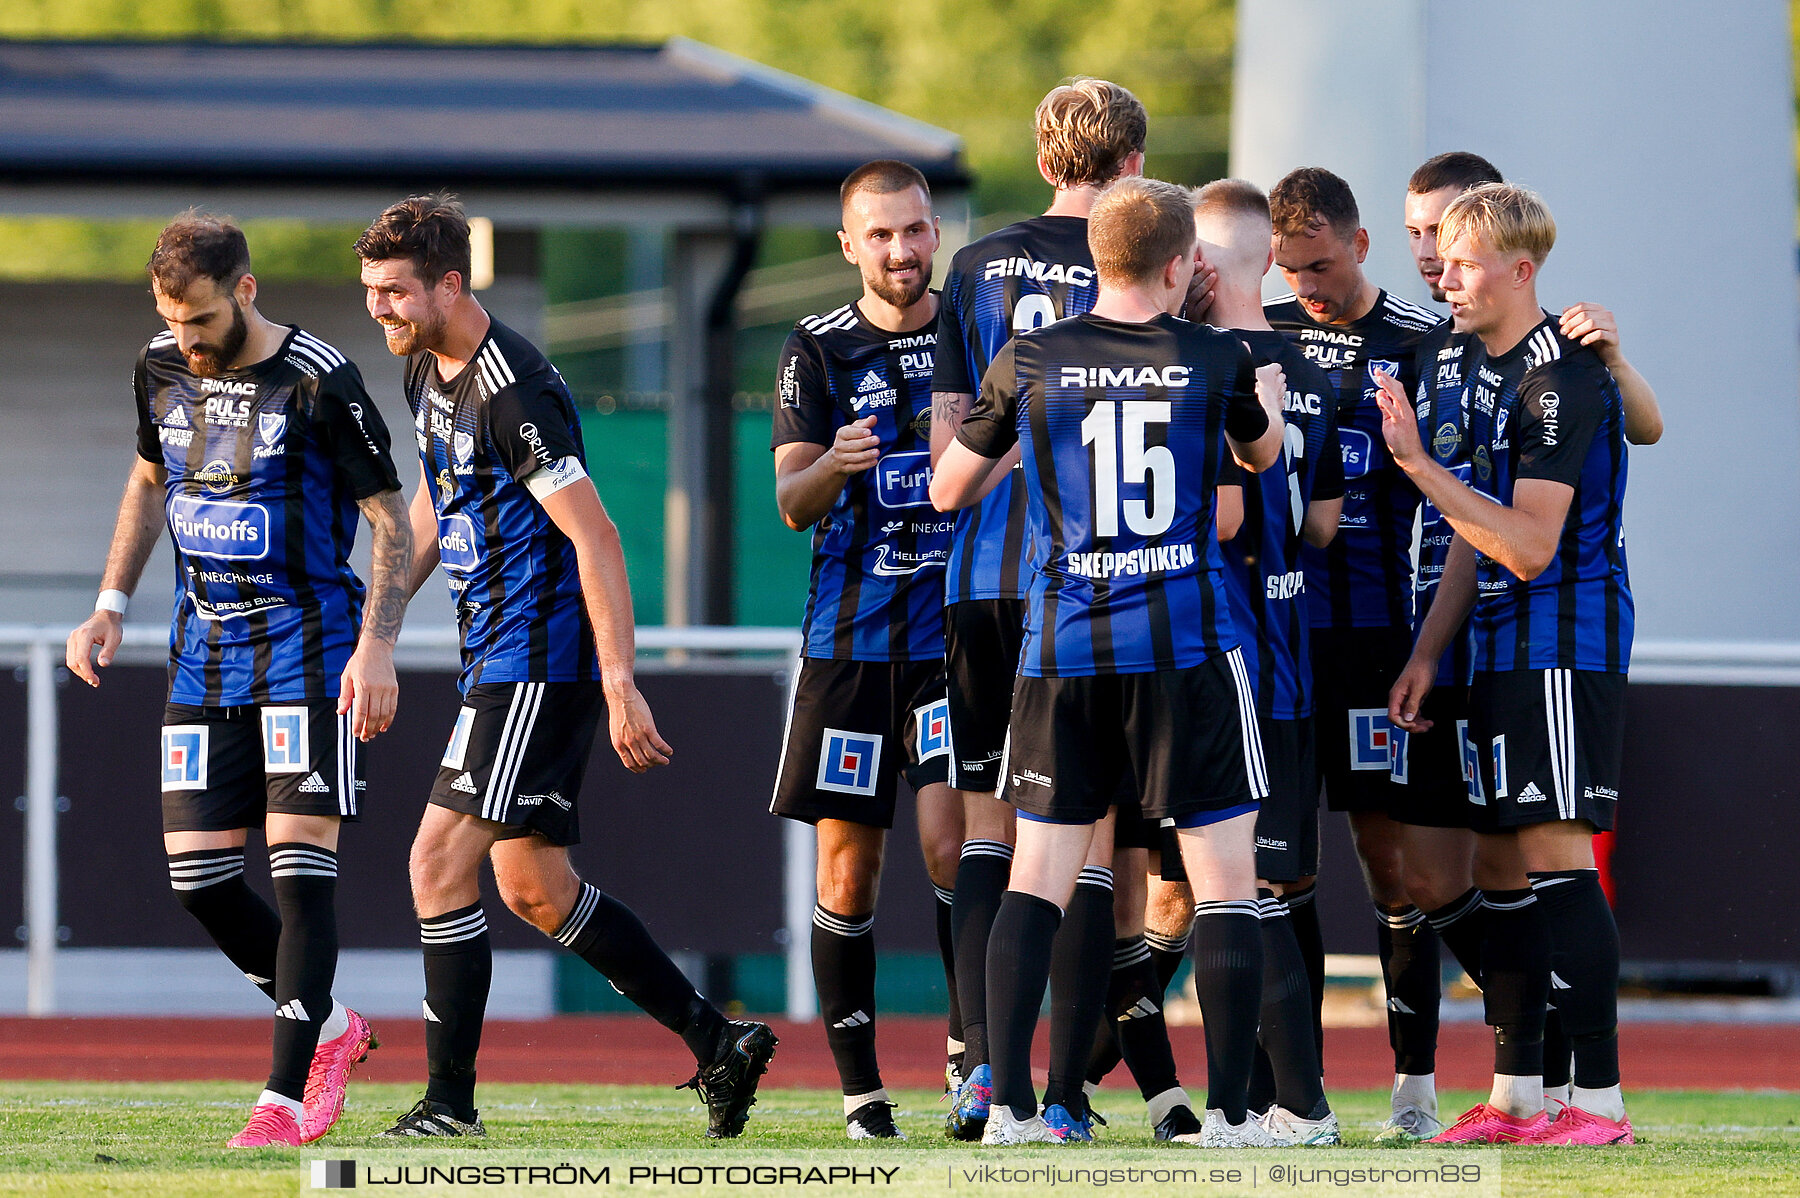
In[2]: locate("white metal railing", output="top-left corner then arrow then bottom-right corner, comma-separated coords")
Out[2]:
6,627 -> 1799,1018
0,623 -> 810,1018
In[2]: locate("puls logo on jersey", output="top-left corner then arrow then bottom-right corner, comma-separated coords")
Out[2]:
981,257 -> 1095,288
851,369 -> 898,412
875,451 -> 932,509
899,349 -> 935,380
169,495 -> 268,561
203,393 -> 253,426
437,513 -> 481,571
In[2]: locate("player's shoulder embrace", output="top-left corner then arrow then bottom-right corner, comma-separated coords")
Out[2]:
1378,292 -> 1440,334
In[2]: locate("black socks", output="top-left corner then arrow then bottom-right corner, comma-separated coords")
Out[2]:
1284,884 -> 1325,1067
950,839 -> 1012,1070
1530,869 -> 1621,1089
812,905 -> 881,1095
1043,867 -> 1113,1115
1258,892 -> 1327,1118
1190,900 -> 1264,1124
266,844 -> 339,1103
421,902 -> 492,1119
168,848 -> 281,1001
1425,887 -> 1487,986
1481,888 -> 1549,1077
555,882 -> 725,1064
934,883 -> 962,1070
1376,904 -> 1441,1076
986,890 -> 1063,1121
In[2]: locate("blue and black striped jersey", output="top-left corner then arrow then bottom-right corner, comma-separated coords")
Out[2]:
1217,330 -> 1342,719
957,313 -> 1268,677
932,215 -> 1099,604
1464,317 -> 1633,674
134,326 -> 401,706
1266,290 -> 1438,631
1411,321 -> 1482,687
772,298 -> 949,662
406,318 -> 599,693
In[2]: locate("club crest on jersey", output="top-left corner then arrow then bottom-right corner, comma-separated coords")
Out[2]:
1339,429 -> 1375,480
257,412 -> 286,447
453,431 -> 476,472
1349,708 -> 1393,771
261,707 -> 310,775
161,725 -> 208,792
1366,358 -> 1400,386
817,729 -> 882,796
915,700 -> 950,763
875,450 -> 932,509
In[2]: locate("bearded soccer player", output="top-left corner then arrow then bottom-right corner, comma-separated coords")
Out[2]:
768,160 -> 960,1140
1263,168 -> 1443,1117
1196,179 -> 1344,1145
1381,183 -> 1635,1146
934,177 -> 1288,1148
355,195 -> 774,1140
1389,151 -> 1665,1140
932,76 -> 1194,1145
67,213 -> 410,1147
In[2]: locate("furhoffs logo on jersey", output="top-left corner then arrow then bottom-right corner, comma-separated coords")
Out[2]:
161,725 -> 208,792
1349,709 -> 1394,771
169,495 -> 268,561
1339,429 -> 1374,480
852,369 -> 897,412
817,729 -> 882,796
875,451 -> 932,509
437,514 -> 480,572
915,700 -> 950,764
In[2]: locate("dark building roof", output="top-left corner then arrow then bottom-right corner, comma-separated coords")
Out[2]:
0,38 -> 967,196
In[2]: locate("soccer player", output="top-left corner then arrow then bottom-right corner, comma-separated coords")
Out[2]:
933,176 -> 1288,1148
66,212 -> 410,1147
1380,182 -> 1636,1146
1263,168 -> 1442,1118
932,76 -> 1189,1143
1196,179 -> 1344,1145
768,160 -> 960,1140
355,195 -> 775,1140
1391,152 -> 1664,1139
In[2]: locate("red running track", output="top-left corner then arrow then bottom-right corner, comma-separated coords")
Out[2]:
2,1016 -> 1795,1091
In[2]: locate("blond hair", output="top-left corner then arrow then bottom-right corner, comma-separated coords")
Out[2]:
1437,182 -> 1556,265
1035,78 -> 1147,189
1088,177 -> 1196,287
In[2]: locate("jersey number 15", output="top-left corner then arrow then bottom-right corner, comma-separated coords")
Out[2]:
1081,400 -> 1174,537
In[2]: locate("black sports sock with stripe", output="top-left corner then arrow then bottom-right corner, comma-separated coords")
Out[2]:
986,890 -> 1062,1122
1190,901 -> 1264,1125
1376,904 -> 1441,1076
1283,884 -> 1326,1067
1529,870 -> 1621,1089
951,840 -> 1012,1070
811,904 -> 881,1095
1106,935 -> 1183,1102
421,902 -> 492,1120
1481,888 -> 1549,1077
266,843 -> 339,1104
1425,887 -> 1487,986
934,884 -> 963,1072
554,882 -> 725,1063
1043,868 -> 1113,1115
1258,893 -> 1327,1119
168,848 -> 281,1001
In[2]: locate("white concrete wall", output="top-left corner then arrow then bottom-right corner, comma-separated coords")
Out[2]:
1233,0 -> 1800,643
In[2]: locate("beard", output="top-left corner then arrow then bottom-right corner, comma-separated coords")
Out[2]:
184,300 -> 249,377
379,305 -> 448,357
865,259 -> 928,310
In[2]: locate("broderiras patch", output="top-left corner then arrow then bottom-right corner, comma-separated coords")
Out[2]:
261,706 -> 310,774
1473,444 -> 1493,482
915,699 -> 950,763
817,729 -> 881,796
161,725 -> 209,792
1433,421 -> 1460,460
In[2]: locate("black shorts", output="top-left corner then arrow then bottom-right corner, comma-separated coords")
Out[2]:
1312,626 -> 1411,815
770,657 -> 951,828
429,681 -> 605,847
1388,684 -> 1478,828
944,598 -> 1026,792
1000,650 -> 1265,826
1253,716 -> 1320,883
1468,668 -> 1625,831
160,700 -> 360,833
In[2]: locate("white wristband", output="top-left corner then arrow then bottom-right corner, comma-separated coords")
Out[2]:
95,589 -> 129,615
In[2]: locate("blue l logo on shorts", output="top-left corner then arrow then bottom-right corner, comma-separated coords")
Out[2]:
161,726 -> 207,791
1459,719 -> 1485,805
817,729 -> 882,796
916,700 -> 950,763
1348,709 -> 1392,771
264,711 -> 306,769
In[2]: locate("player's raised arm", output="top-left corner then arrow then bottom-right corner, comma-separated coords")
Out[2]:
538,481 -> 671,773
1558,301 -> 1663,445
931,342 -> 1019,511
68,454 -> 166,686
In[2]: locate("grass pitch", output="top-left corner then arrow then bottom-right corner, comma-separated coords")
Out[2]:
1,1082 -> 1796,1196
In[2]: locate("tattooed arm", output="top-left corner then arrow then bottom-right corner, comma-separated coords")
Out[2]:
339,487 -> 413,740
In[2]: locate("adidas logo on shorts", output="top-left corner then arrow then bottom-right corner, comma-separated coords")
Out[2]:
297,772 -> 329,794
1516,781 -> 1547,803
450,772 -> 477,794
